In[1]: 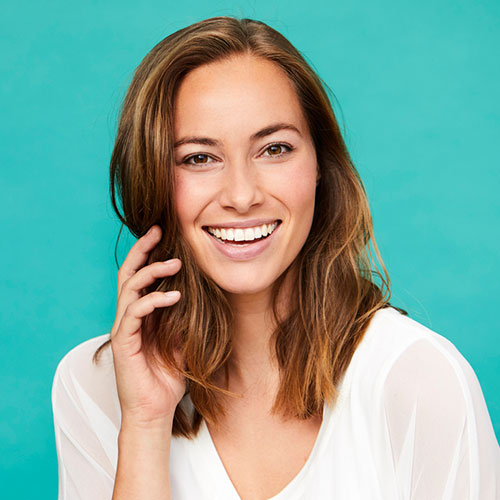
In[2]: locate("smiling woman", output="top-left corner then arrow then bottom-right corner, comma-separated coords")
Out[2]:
173,55 -> 318,294
51,16 -> 499,500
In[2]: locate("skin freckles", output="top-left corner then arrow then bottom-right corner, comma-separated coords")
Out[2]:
173,54 -> 318,298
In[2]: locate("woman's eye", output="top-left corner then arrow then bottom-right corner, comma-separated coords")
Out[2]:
183,154 -> 214,165
182,144 -> 293,165
263,143 -> 293,157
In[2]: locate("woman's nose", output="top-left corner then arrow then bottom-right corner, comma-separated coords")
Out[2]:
218,159 -> 265,214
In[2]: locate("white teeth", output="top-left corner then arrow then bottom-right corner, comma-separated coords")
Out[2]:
244,228 -> 255,241
207,222 -> 278,242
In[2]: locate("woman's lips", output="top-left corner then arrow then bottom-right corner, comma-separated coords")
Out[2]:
204,221 -> 281,260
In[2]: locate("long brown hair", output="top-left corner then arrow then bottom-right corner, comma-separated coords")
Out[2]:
93,16 -> 404,438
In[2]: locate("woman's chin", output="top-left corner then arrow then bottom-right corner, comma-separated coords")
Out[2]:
209,274 -> 276,298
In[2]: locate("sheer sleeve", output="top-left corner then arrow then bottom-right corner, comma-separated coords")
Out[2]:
51,336 -> 119,500
382,338 -> 500,499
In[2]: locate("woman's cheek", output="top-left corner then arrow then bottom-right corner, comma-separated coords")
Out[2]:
174,171 -> 216,230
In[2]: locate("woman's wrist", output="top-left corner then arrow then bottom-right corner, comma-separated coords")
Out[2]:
120,410 -> 176,432
119,414 -> 175,444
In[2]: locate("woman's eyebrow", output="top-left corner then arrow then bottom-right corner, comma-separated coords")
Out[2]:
173,122 -> 301,148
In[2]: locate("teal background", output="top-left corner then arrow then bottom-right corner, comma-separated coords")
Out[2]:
1,0 -> 499,498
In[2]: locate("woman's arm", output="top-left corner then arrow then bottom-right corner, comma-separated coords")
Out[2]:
113,419 -> 174,500
109,225 -> 185,499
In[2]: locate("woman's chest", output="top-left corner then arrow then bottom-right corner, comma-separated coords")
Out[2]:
169,402 -> 397,500
206,415 -> 323,500
171,420 -> 393,500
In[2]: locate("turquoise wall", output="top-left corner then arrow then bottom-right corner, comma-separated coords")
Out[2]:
1,1 -> 498,498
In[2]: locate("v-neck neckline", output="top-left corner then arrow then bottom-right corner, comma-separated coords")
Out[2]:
196,401 -> 333,500
182,309 -> 385,498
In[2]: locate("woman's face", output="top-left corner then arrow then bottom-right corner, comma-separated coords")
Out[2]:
173,54 -> 318,296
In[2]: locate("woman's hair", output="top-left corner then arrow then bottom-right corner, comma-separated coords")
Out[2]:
93,16 -> 404,438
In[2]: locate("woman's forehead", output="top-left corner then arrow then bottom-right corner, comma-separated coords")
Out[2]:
173,54 -> 309,142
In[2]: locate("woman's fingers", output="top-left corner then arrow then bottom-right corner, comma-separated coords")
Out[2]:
119,259 -> 182,301
117,225 -> 162,291
113,259 -> 182,338
111,225 -> 182,338
113,291 -> 181,342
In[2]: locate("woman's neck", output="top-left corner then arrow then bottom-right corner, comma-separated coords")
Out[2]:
223,272 -> 294,394
224,288 -> 278,393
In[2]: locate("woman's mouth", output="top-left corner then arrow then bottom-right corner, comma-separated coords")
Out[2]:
201,220 -> 281,260
204,221 -> 281,245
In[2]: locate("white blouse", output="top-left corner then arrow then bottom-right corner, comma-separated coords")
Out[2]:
51,307 -> 500,499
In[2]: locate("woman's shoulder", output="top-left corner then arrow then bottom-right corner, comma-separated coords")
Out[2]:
347,307 -> 499,448
356,306 -> 472,372
363,306 -> 459,351
55,333 -> 112,373
51,333 -> 121,432
53,333 -> 114,396
346,306 -> 483,409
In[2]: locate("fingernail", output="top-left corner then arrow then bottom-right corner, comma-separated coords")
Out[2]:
164,291 -> 181,299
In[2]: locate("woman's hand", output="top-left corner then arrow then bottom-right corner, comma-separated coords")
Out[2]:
110,224 -> 185,430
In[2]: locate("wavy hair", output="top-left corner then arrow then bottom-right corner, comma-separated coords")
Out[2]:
93,16 -> 404,438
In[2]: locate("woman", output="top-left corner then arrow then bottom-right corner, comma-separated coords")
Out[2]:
52,16 -> 499,499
